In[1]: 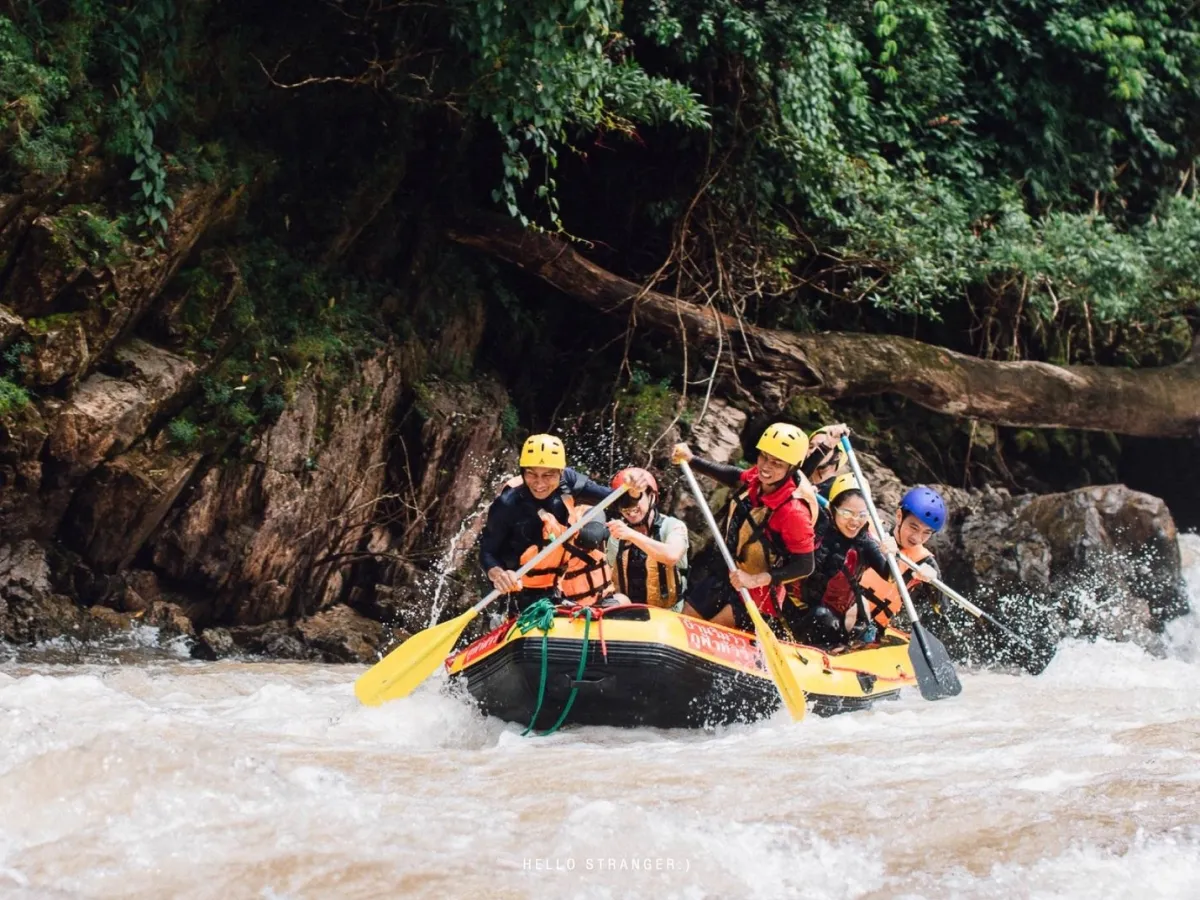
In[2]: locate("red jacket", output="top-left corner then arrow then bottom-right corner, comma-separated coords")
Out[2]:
737,468 -> 815,616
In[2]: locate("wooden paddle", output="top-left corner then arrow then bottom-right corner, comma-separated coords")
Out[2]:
678,460 -> 807,721
354,482 -> 630,707
840,437 -> 962,700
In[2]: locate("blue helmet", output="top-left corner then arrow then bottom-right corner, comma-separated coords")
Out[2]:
900,486 -> 947,532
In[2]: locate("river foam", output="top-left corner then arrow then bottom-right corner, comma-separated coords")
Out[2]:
2,537 -> 1199,898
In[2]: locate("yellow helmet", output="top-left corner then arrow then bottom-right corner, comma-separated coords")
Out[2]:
756,422 -> 809,466
809,426 -> 848,472
519,434 -> 566,469
826,473 -> 862,505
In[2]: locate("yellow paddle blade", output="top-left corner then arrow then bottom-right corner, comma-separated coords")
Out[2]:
354,607 -> 479,707
742,599 -> 807,721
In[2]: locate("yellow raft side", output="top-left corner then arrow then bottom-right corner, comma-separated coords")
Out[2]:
445,607 -> 916,702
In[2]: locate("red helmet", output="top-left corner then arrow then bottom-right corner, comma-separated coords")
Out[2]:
611,467 -> 658,495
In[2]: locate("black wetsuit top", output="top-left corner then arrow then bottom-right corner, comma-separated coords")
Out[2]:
800,509 -> 891,611
478,467 -> 612,574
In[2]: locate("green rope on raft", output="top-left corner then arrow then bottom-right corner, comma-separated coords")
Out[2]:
515,598 -> 592,737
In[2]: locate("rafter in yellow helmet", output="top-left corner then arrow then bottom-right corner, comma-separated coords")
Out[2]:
826,472 -> 862,505
519,434 -> 567,469
756,422 -> 808,466
809,425 -> 849,472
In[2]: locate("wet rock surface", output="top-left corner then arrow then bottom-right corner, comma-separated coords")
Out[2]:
295,604 -> 401,664
924,481 -> 1187,671
0,240 -> 510,660
149,349 -> 410,626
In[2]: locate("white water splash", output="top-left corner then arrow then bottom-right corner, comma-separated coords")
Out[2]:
1166,532 -> 1200,662
0,538 -> 1198,899
425,498 -> 490,627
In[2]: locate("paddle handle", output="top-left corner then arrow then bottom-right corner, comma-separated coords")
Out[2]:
891,555 -> 1038,651
839,437 -> 924,628
678,461 -> 758,610
471,481 -> 631,613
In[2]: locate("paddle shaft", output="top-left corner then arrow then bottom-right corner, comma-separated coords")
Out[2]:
840,436 -> 962,699
891,555 -> 1038,651
470,482 -> 631,614
678,459 -> 807,720
678,461 -> 758,612
839,438 -> 924,627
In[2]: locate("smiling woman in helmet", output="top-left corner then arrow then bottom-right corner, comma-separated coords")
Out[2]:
782,473 -> 898,648
671,423 -> 818,632
604,467 -> 690,610
478,434 -> 650,615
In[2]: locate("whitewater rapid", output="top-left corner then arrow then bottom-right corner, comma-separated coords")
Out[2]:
3,537 -> 1199,899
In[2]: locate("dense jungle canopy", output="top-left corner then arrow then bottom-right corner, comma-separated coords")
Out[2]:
2,0 -> 1199,515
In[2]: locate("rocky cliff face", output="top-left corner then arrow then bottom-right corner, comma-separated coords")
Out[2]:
0,152 -> 514,662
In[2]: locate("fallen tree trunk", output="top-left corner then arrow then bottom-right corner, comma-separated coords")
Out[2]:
447,214 -> 1200,439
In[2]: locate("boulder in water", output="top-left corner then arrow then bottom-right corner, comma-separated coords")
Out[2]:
4,593 -> 84,644
194,627 -> 236,660
225,620 -> 314,660
1019,484 -> 1187,634
143,600 -> 196,640
923,480 -> 1188,670
296,603 -> 399,663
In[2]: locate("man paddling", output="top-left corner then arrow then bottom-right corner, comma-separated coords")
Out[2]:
860,486 -> 945,629
479,434 -> 649,615
673,423 -> 818,631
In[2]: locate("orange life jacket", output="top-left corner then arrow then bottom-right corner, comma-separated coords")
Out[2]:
517,495 -> 577,590
558,541 -> 615,606
722,476 -> 819,615
859,542 -> 932,627
723,479 -> 819,580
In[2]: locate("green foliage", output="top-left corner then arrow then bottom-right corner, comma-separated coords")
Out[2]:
616,0 -> 1200,359
52,205 -> 128,266
1,2 -> 184,238
0,340 -> 33,417
2,341 -> 33,369
0,14 -> 75,178
105,0 -> 181,243
453,0 -> 706,227
169,241 -> 390,450
844,185 -> 1200,336
619,378 -> 678,442
0,376 -> 30,417
500,403 -> 520,439
165,417 -> 198,447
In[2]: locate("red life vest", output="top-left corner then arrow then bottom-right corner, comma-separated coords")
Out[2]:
821,548 -> 860,615
721,471 -> 817,616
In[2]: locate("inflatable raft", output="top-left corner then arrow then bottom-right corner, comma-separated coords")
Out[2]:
445,606 -> 917,729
